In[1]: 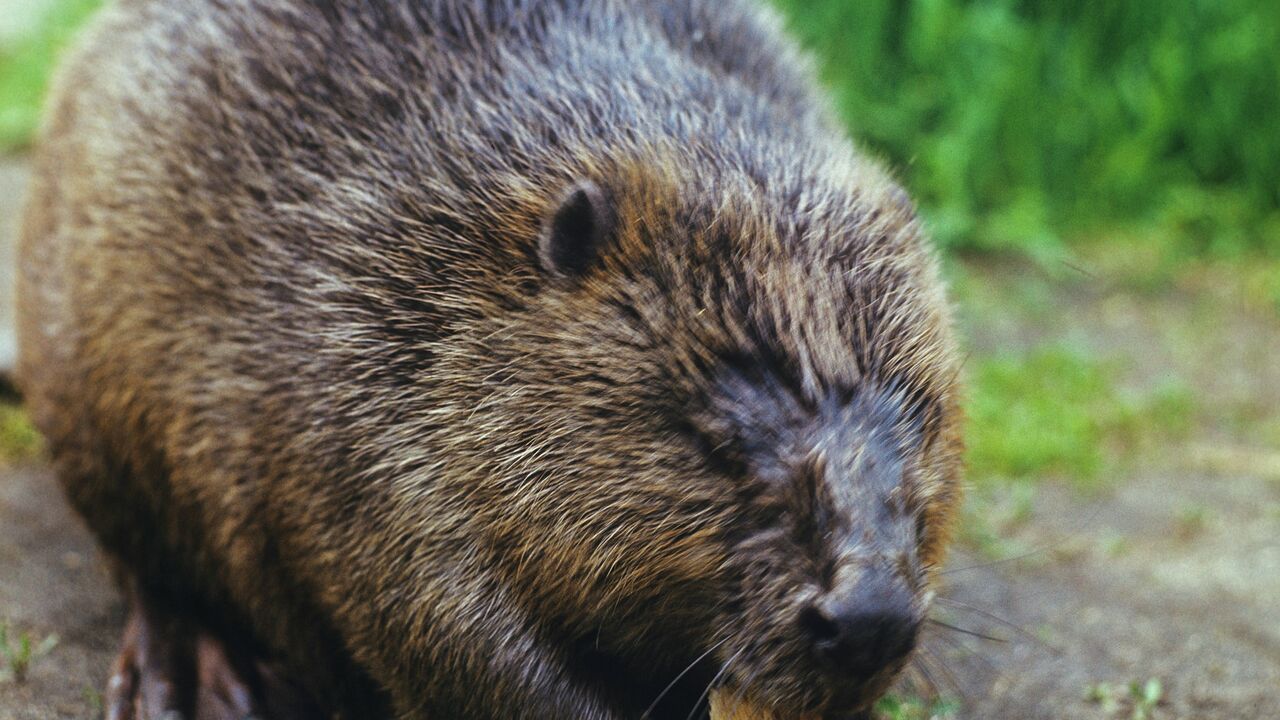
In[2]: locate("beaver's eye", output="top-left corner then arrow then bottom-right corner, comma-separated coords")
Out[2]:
537,180 -> 614,280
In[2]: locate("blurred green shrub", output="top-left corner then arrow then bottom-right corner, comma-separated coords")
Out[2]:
0,0 -> 102,152
772,0 -> 1280,257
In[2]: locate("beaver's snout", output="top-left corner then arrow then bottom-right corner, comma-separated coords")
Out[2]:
695,361 -> 938,714
799,564 -> 921,682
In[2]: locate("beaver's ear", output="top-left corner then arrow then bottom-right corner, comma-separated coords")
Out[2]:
537,180 -> 614,280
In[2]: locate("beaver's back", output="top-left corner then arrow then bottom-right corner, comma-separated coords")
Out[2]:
17,0 -> 869,714
19,0 -> 833,537
19,0 -> 838,461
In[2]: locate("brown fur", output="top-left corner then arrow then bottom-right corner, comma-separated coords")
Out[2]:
709,689 -> 825,720
17,1 -> 964,718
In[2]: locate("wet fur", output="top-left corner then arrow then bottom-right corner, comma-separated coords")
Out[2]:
17,0 -> 964,717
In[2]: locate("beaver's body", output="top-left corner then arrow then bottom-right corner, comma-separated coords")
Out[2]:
18,1 -> 964,718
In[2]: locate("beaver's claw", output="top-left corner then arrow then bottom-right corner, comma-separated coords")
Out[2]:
104,592 -> 323,720
105,598 -> 258,720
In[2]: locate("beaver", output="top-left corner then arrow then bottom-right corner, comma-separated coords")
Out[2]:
16,0 -> 964,718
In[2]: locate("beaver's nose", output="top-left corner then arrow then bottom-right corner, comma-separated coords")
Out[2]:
799,569 -> 920,678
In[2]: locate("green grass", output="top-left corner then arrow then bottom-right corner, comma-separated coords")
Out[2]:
771,0 -> 1280,258
82,685 -> 104,714
876,694 -> 960,720
0,403 -> 42,462
0,620 -> 59,684
0,0 -> 102,152
1085,678 -> 1164,720
957,339 -> 1194,558
966,345 -> 1192,488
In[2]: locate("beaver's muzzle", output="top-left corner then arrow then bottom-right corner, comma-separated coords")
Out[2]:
799,562 -> 921,682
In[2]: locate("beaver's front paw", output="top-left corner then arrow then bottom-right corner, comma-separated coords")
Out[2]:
104,591 -> 321,720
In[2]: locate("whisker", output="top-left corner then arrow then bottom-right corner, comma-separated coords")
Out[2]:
927,618 -> 1006,643
940,546 -> 1048,575
686,644 -> 748,720
907,652 -> 943,699
942,500 -> 1111,577
926,627 -> 998,675
918,644 -> 968,701
643,635 -> 731,719
1059,257 -> 1098,280
935,596 -> 1058,650
898,660 -> 933,700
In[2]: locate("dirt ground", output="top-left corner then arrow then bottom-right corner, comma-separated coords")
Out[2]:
1,159 -> 1277,719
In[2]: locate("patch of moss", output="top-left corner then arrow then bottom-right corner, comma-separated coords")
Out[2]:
875,694 -> 959,720
0,404 -> 42,462
966,344 -> 1192,491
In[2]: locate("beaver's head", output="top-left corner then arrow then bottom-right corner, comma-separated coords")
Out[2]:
434,156 -> 963,718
